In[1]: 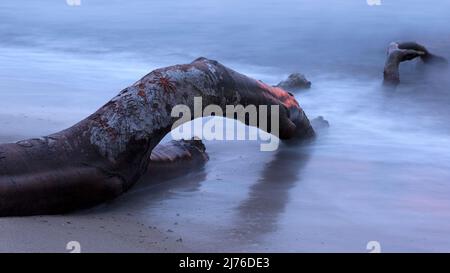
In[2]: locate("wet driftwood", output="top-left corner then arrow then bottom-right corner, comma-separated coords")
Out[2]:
0,57 -> 314,216
145,138 -> 209,182
383,41 -> 448,86
150,138 -> 209,164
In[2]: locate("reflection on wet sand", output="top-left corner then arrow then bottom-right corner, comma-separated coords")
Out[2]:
88,157 -> 209,213
231,143 -> 311,242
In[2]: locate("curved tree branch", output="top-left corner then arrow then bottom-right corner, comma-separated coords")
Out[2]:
0,57 -> 314,216
383,41 -> 448,86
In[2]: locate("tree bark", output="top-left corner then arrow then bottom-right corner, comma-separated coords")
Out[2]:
0,57 -> 314,216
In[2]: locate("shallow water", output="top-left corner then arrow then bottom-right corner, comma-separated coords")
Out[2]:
1,0 -> 450,252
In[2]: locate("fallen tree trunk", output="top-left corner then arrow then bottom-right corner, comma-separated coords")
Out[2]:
0,57 -> 314,216
383,41 -> 448,86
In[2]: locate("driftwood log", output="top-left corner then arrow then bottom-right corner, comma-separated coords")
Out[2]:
383,41 -> 448,85
149,138 -> 209,165
0,57 -> 314,216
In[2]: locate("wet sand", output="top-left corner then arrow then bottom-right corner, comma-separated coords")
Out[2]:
0,213 -> 187,252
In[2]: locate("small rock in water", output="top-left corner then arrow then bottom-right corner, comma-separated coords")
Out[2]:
276,73 -> 311,90
311,116 -> 330,130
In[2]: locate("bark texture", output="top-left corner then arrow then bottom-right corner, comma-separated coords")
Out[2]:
0,57 -> 314,216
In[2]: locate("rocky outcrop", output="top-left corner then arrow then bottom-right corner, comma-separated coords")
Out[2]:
276,73 -> 311,90
310,116 -> 329,131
